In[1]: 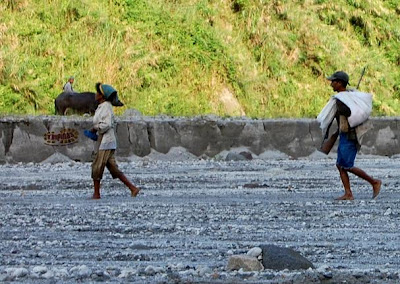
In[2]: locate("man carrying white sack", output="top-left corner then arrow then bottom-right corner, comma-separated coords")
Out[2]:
317,71 -> 381,200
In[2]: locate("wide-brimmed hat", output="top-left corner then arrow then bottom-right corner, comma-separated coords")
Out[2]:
99,84 -> 117,99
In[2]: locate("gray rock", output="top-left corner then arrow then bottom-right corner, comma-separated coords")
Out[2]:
32,266 -> 48,274
70,265 -> 91,278
260,244 -> 314,271
53,268 -> 69,278
225,152 -> 247,161
227,254 -> 264,271
196,265 -> 211,277
118,269 -> 136,278
144,265 -> 156,276
247,247 -> 262,258
384,208 -> 392,216
42,270 -> 54,279
239,151 -> 253,160
323,271 -> 333,279
11,267 -> 29,278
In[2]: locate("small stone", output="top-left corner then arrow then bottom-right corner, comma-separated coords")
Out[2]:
227,255 -> 264,272
12,268 -> 29,278
38,251 -> 49,258
196,265 -> 211,277
384,208 -> 392,216
247,247 -> 262,258
118,269 -> 136,278
42,270 -> 54,279
32,266 -> 48,274
144,265 -> 156,276
70,265 -> 91,278
53,268 -> 69,278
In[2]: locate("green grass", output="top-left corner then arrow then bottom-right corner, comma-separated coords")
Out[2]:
0,0 -> 399,117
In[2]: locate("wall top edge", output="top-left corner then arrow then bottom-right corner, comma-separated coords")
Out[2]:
0,115 -> 399,123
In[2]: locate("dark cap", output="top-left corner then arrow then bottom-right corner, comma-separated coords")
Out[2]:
327,71 -> 349,84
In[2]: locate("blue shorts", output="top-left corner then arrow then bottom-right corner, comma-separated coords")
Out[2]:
336,133 -> 357,169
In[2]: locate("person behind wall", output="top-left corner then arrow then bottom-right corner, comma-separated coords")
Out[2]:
63,76 -> 75,93
323,71 -> 382,200
88,82 -> 140,199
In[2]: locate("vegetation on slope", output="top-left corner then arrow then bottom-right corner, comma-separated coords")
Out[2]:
0,0 -> 399,117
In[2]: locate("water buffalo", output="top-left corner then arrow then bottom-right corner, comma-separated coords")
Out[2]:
54,92 -> 124,115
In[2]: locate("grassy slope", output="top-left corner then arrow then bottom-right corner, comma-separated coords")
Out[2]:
0,0 -> 399,117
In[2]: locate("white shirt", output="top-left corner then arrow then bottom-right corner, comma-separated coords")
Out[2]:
63,82 -> 74,93
93,101 -> 117,150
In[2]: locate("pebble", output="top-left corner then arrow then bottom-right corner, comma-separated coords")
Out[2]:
196,265 -> 211,276
247,247 -> 262,258
384,208 -> 392,216
32,266 -> 47,274
144,265 -> 156,276
11,267 -> 29,278
42,270 -> 54,279
70,265 -> 91,278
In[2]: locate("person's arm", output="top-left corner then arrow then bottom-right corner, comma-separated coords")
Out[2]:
336,99 -> 351,133
336,99 -> 351,117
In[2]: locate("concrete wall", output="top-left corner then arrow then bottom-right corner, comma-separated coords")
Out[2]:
0,115 -> 399,163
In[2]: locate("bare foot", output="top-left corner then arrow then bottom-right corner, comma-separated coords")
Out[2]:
372,179 -> 382,199
130,186 -> 140,198
92,194 -> 101,200
335,194 -> 354,200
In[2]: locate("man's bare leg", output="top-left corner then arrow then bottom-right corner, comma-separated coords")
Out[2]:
347,167 -> 382,199
119,174 -> 140,197
372,180 -> 382,199
336,165 -> 354,200
92,180 -> 101,199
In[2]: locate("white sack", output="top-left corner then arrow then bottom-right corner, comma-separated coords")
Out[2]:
317,97 -> 337,134
317,91 -> 372,134
334,91 -> 372,127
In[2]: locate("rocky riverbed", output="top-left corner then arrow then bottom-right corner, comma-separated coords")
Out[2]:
1,154 -> 399,283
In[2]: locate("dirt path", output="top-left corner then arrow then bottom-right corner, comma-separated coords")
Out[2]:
1,158 -> 399,283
